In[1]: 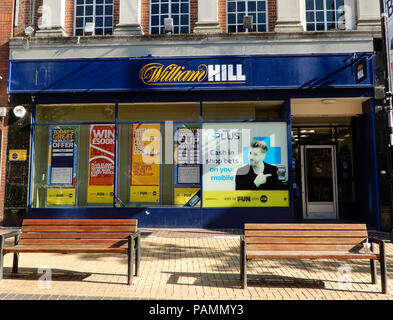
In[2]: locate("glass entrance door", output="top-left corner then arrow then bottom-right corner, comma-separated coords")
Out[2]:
301,145 -> 338,219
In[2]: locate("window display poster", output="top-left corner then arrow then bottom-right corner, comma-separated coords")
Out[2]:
202,122 -> 289,207
130,123 -> 161,203
87,125 -> 115,203
46,125 -> 78,206
174,125 -> 201,206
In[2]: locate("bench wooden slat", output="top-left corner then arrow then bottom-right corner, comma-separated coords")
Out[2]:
247,244 -> 365,252
22,219 -> 137,226
3,246 -> 128,254
246,250 -> 379,260
244,237 -> 367,245
17,239 -> 129,247
244,224 -> 367,230
245,230 -> 368,237
20,232 -> 133,239
20,226 -> 137,233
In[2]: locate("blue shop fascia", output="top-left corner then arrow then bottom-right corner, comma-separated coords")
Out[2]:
6,52 -> 381,229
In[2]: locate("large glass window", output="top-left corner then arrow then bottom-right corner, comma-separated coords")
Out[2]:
305,0 -> 345,31
150,0 -> 190,35
31,101 -> 290,209
74,0 -> 114,36
227,0 -> 268,32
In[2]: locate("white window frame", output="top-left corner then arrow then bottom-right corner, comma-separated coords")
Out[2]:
149,0 -> 191,35
73,0 -> 114,36
226,0 -> 269,33
305,0 -> 355,31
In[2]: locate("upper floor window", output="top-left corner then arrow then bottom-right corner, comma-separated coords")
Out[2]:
150,0 -> 190,35
306,0 -> 345,31
227,0 -> 268,32
74,0 -> 114,36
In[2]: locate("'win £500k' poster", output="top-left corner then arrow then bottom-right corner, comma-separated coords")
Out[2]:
87,125 -> 115,204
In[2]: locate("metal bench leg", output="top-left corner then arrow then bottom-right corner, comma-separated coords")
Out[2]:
128,236 -> 134,285
12,234 -> 19,273
240,237 -> 247,289
135,235 -> 141,277
12,253 -> 19,274
370,259 -> 376,284
0,236 -> 4,280
380,242 -> 387,294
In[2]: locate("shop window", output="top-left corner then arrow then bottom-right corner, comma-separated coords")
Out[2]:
227,0 -> 268,32
118,102 -> 200,121
150,0 -> 190,35
36,104 -> 115,123
202,101 -> 286,120
74,0 -> 114,36
305,0 -> 347,31
117,122 -> 201,207
31,102 -> 290,210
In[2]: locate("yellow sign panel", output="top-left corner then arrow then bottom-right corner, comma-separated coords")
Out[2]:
174,188 -> 200,205
46,188 -> 76,206
9,150 -> 27,161
130,186 -> 160,203
202,190 -> 289,207
87,186 -> 114,204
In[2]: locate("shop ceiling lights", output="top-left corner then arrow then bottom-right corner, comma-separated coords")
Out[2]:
321,99 -> 337,104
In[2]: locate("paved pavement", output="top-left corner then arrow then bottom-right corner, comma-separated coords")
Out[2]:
0,227 -> 392,301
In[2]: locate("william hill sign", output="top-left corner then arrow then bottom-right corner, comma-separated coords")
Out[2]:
139,63 -> 247,85
8,53 -> 374,94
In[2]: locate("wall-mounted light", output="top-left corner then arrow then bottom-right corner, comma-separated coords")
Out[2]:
164,18 -> 174,34
24,26 -> 34,36
84,22 -> 95,35
13,105 -> 26,118
0,107 -> 7,117
243,15 -> 253,32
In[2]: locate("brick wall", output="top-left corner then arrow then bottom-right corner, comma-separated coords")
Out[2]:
0,0 -> 13,224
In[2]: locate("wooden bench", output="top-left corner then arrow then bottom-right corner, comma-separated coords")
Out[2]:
240,223 -> 388,294
0,219 -> 141,285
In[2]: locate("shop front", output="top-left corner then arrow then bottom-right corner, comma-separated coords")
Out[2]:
7,53 -> 380,228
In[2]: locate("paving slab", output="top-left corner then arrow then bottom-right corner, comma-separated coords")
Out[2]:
0,228 -> 392,300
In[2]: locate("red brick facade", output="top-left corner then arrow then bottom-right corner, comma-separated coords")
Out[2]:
12,0 -> 277,36
0,0 -> 13,223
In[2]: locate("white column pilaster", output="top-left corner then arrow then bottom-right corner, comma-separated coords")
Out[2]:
275,0 -> 304,32
194,0 -> 221,33
356,0 -> 381,31
114,0 -> 143,35
36,0 -> 66,37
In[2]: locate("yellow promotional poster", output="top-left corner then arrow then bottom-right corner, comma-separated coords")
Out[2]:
174,188 -> 200,205
46,188 -> 76,206
130,186 -> 160,203
130,124 -> 161,202
87,186 -> 114,204
202,190 -> 289,207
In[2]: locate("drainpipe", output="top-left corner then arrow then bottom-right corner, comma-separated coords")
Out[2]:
31,0 -> 36,28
